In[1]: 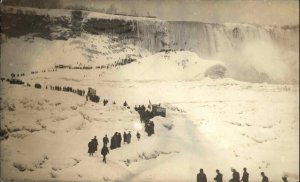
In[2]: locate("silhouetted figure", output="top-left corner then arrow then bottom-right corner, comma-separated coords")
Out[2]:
282,176 -> 288,182
136,132 -> 141,140
101,144 -> 109,163
145,122 -> 149,134
116,133 -> 122,147
197,169 -> 207,182
110,133 -> 116,150
103,99 -> 108,106
123,101 -> 128,107
123,132 -> 127,144
214,169 -> 223,182
241,168 -> 249,182
92,136 -> 98,151
145,121 -> 155,136
149,121 -> 155,135
103,134 -> 109,146
261,172 -> 269,182
230,169 -> 240,182
127,131 -> 131,144
88,139 -> 95,157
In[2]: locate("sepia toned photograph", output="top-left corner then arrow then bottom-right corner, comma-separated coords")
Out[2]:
0,0 -> 299,181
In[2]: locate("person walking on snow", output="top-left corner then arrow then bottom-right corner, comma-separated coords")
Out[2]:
282,176 -> 288,182
214,169 -> 223,182
230,168 -> 240,182
103,134 -> 109,146
101,144 -> 109,163
136,131 -> 141,141
88,139 -> 95,157
241,168 -> 249,182
197,168 -> 207,182
117,132 -> 122,147
123,131 -> 127,144
261,172 -> 269,182
127,131 -> 131,144
92,136 -> 98,151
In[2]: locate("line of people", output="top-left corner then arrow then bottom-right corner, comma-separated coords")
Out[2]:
46,85 -> 85,96
88,131 -> 142,163
197,168 -> 289,182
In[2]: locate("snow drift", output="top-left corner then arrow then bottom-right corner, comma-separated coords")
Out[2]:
101,51 -> 226,81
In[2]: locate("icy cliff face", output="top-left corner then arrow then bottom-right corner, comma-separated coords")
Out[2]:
1,6 -> 299,83
133,21 -> 299,83
165,22 -> 299,57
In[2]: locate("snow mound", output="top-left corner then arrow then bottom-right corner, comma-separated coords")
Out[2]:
102,51 -> 227,81
1,34 -> 151,77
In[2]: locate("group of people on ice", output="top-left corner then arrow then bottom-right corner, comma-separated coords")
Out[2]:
135,104 -> 154,122
197,167 -> 289,182
88,131 -> 142,163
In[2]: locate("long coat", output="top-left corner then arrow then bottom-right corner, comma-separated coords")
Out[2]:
103,137 -> 109,145
127,133 -> 131,143
123,133 -> 127,143
197,173 -> 207,182
214,173 -> 223,182
101,146 -> 109,156
92,138 -> 98,151
88,141 -> 94,153
242,172 -> 249,182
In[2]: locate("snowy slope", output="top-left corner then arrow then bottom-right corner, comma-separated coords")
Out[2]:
0,79 -> 298,182
102,51 -> 226,81
0,34 -> 151,77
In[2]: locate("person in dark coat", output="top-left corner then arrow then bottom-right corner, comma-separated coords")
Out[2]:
92,136 -> 98,151
230,169 -> 240,182
127,131 -> 131,144
101,144 -> 109,163
88,139 -> 95,157
123,101 -> 128,107
110,134 -> 116,150
136,131 -> 141,140
146,122 -> 151,136
241,168 -> 249,182
282,176 -> 288,182
116,133 -> 122,148
123,132 -> 127,144
103,134 -> 109,146
150,121 -> 155,135
261,172 -> 269,182
214,169 -> 223,182
197,169 -> 207,182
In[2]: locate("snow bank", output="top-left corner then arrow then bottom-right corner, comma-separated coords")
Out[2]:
0,79 -> 298,181
102,51 -> 226,81
1,34 -> 151,77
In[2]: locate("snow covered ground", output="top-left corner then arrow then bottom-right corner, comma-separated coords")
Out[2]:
1,6 -> 299,182
0,77 -> 298,182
